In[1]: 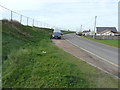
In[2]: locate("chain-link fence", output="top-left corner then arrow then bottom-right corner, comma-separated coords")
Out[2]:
0,5 -> 58,29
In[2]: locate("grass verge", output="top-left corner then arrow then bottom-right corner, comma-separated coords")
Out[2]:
2,20 -> 118,88
61,30 -> 75,34
82,36 -> 119,48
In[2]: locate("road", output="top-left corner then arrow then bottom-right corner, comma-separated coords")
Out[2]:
63,33 -> 119,73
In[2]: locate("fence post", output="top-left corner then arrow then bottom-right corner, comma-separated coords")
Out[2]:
20,15 -> 22,23
27,17 -> 28,26
32,19 -> 34,27
11,11 -> 12,21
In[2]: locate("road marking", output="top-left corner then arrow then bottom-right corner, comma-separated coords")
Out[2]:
66,39 -> 120,68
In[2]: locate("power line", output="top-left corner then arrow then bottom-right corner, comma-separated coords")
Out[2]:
0,5 -> 63,30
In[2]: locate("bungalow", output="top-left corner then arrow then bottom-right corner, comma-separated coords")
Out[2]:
96,27 -> 117,36
98,30 -> 117,36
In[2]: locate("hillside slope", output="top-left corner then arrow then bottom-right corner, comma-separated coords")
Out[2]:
2,20 -> 118,88
2,20 -> 53,61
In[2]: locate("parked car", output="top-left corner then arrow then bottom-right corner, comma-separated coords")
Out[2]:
52,32 -> 61,39
76,32 -> 82,36
59,32 -> 63,35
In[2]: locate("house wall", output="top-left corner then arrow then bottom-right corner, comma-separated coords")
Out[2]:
100,31 -> 115,36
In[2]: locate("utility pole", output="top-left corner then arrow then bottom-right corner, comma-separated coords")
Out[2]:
94,16 -> 97,35
11,11 -> 13,21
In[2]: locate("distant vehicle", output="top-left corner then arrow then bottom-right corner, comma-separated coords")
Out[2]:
53,29 -> 63,35
52,32 -> 61,39
76,32 -> 82,36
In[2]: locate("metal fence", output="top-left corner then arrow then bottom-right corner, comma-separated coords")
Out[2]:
0,5 -> 58,29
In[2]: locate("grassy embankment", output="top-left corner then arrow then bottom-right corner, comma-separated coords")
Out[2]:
61,30 -> 75,34
2,20 -> 118,88
82,36 -> 119,48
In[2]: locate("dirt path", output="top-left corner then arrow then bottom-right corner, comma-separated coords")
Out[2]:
52,39 -> 118,78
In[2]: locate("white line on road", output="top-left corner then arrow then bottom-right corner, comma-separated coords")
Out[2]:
66,39 -> 120,68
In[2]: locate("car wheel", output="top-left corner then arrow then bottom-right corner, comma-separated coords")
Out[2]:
58,37 -> 61,39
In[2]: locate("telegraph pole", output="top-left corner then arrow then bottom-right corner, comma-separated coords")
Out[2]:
94,16 -> 97,35
11,11 -> 13,21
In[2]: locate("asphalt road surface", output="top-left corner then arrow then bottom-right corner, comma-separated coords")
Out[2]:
63,33 -> 119,72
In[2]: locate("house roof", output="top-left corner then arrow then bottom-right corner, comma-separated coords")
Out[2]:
96,27 -> 117,33
100,30 -> 117,34
100,30 -> 110,34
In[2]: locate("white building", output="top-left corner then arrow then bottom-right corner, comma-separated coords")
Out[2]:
97,30 -> 116,36
96,27 -> 117,36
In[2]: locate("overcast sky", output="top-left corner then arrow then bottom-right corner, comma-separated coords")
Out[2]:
0,0 -> 119,31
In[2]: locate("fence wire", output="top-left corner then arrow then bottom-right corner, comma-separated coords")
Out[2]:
0,5 -> 58,29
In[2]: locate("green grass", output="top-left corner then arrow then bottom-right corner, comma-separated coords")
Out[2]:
82,36 -> 119,48
2,20 -> 118,88
61,30 -> 75,34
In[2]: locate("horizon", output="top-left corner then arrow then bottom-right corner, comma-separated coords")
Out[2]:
0,0 -> 119,31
